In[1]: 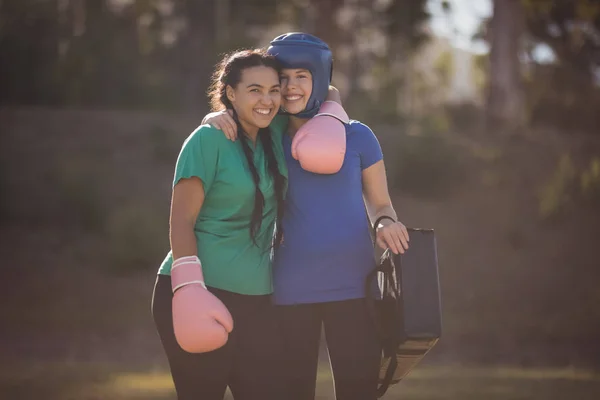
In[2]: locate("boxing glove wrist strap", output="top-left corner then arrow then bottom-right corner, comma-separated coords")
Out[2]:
314,112 -> 346,123
172,255 -> 207,292
316,101 -> 350,124
173,280 -> 207,292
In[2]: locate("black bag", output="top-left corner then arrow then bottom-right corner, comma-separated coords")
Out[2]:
365,216 -> 442,398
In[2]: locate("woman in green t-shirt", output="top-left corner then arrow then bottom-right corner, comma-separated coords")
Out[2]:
151,49 -> 287,399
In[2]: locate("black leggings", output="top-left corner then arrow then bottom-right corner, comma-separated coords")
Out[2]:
151,275 -> 286,400
276,299 -> 382,400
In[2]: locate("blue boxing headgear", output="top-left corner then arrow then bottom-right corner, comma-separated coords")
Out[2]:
267,33 -> 333,119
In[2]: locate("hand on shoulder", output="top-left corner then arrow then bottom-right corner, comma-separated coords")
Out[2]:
202,109 -> 238,141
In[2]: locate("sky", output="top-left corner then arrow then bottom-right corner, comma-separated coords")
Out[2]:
427,0 -> 556,62
427,0 -> 492,54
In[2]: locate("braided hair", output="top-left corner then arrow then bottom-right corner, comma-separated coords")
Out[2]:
207,49 -> 286,248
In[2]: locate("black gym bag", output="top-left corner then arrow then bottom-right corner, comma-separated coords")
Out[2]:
365,216 -> 442,398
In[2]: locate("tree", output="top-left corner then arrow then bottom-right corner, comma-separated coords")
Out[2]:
524,0 -> 600,80
522,0 -> 600,132
345,0 -> 430,122
486,0 -> 527,131
0,0 -> 431,116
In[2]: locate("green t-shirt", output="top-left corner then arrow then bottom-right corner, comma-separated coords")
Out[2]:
158,121 -> 287,295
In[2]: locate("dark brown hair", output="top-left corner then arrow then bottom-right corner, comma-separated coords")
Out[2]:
207,49 -> 285,248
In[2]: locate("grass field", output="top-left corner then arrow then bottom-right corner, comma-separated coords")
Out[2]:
2,362 -> 600,400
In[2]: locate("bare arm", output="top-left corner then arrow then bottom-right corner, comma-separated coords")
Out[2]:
170,177 -> 205,260
362,160 -> 409,254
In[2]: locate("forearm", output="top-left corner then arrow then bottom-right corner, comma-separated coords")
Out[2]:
170,219 -> 198,260
367,203 -> 398,226
202,111 -> 224,125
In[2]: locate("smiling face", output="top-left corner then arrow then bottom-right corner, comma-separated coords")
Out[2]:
226,65 -> 281,135
280,68 -> 313,115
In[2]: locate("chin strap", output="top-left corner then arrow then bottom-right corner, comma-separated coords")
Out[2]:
279,100 -> 321,119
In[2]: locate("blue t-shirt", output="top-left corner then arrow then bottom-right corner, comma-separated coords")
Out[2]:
273,120 -> 384,305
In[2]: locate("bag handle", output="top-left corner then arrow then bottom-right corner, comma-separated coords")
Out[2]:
364,249 -> 393,335
367,215 -> 404,398
372,215 -> 396,246
365,214 -> 397,318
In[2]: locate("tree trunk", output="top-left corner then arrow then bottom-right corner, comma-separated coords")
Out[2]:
486,0 -> 526,131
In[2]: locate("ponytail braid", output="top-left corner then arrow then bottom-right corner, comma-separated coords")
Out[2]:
232,112 -> 285,248
233,113 -> 266,246
259,128 -> 285,249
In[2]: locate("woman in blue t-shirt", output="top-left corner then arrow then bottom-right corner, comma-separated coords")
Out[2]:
204,33 -> 409,400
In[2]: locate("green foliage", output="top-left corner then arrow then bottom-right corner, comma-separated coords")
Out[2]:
385,116 -> 467,198
580,157 -> 600,202
538,154 -> 600,220
473,0 -> 600,133
433,51 -> 454,89
472,53 -> 488,92
0,0 -> 434,118
526,63 -> 600,133
445,102 -> 485,133
348,61 -> 407,125
523,0 -> 600,72
382,0 -> 430,49
538,154 -> 577,219
0,0 -> 205,109
103,202 -> 169,274
522,0 -> 600,133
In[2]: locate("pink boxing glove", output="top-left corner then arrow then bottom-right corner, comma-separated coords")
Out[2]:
171,255 -> 234,353
292,101 -> 350,174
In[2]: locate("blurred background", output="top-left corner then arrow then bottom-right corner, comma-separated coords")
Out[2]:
1,0 -> 600,399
